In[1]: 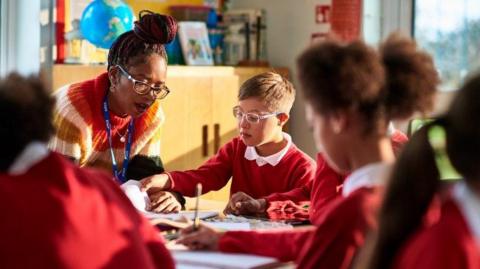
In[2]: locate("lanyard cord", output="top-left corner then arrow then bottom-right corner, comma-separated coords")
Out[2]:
102,96 -> 134,184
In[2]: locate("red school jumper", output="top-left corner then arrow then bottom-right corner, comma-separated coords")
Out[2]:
169,137 -> 316,198
393,198 -> 480,269
264,153 -> 343,224
0,153 -> 174,269
218,186 -> 383,269
263,130 -> 407,224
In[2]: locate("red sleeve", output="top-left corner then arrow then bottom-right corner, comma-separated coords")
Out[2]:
296,194 -> 374,269
308,154 -> 344,222
218,228 -> 316,262
264,178 -> 312,203
138,216 -> 176,269
169,141 -> 235,196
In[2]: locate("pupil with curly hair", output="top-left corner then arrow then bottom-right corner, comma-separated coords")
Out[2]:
0,73 -> 174,268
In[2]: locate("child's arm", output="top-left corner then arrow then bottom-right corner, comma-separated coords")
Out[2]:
177,222 -> 315,262
166,141 -> 236,196
218,228 -> 316,262
264,181 -> 312,204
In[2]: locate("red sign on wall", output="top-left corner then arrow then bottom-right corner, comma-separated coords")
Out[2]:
330,0 -> 362,41
315,5 -> 331,24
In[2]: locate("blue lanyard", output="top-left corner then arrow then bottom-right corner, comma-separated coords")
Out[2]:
102,96 -> 134,184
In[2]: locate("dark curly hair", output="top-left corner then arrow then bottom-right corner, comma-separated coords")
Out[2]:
297,33 -> 439,135
0,73 -> 55,171
107,10 -> 178,69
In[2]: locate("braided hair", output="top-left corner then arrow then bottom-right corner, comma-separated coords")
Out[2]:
107,10 -> 178,69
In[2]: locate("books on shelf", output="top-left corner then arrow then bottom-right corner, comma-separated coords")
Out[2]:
177,22 -> 214,66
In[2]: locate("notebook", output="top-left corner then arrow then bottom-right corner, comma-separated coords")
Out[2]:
172,250 -> 283,269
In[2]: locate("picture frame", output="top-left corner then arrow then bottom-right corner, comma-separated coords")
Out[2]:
177,22 -> 214,66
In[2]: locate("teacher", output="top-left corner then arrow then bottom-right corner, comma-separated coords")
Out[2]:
49,11 -> 182,212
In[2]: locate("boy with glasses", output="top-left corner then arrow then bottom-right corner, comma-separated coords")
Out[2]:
140,72 -> 316,213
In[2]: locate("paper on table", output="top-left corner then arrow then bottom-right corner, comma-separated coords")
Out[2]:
121,180 -> 150,212
205,222 -> 251,231
176,265 -> 213,269
143,210 -> 218,221
121,180 -> 218,222
172,250 -> 282,269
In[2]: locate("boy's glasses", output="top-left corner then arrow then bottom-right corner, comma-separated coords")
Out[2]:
116,65 -> 170,99
233,107 -> 281,124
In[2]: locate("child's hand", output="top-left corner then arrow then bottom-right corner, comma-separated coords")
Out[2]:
140,173 -> 171,192
177,223 -> 224,250
224,192 -> 267,215
148,190 -> 182,213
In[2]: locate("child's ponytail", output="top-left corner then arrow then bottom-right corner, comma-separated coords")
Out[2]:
367,120 -> 443,269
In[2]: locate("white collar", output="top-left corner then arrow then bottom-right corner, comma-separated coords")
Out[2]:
387,122 -> 395,136
8,142 -> 49,175
244,132 -> 292,167
452,181 -> 480,243
342,162 -> 391,197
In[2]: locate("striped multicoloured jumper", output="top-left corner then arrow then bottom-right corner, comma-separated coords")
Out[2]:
49,73 -> 164,174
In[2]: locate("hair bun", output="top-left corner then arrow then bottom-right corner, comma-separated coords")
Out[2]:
381,33 -> 439,120
133,10 -> 178,44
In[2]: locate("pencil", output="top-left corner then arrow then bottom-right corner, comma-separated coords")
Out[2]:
193,183 -> 202,231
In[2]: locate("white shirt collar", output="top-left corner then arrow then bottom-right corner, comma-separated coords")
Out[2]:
8,142 -> 49,175
452,181 -> 480,243
342,162 -> 391,197
387,122 -> 395,136
244,132 -> 292,167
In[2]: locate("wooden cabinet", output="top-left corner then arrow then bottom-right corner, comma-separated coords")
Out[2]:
52,65 -> 288,201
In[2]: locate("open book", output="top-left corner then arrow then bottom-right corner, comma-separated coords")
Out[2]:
172,250 -> 283,269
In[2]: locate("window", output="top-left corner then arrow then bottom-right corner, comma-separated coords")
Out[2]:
414,0 -> 480,91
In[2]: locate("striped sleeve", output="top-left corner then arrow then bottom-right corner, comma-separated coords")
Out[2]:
48,85 -> 92,164
135,104 -> 165,158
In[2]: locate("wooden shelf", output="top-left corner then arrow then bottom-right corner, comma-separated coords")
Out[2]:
52,64 -> 288,91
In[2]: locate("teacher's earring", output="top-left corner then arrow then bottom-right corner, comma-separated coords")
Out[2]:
109,85 -> 116,93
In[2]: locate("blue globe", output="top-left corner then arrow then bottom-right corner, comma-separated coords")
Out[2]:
80,0 -> 134,49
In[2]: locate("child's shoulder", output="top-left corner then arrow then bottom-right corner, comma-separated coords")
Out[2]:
284,142 -> 316,164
